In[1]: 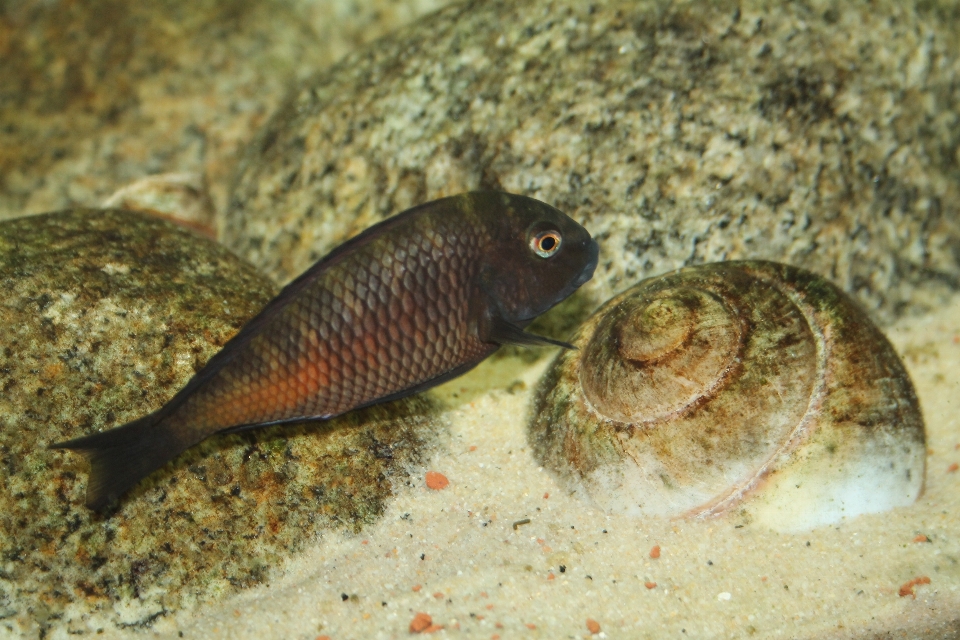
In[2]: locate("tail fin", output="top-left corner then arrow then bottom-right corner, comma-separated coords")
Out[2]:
51,413 -> 188,512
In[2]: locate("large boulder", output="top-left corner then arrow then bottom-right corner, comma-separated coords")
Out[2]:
228,0 -> 960,322
0,209 -> 440,636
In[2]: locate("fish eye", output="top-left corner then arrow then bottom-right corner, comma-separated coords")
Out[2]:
530,230 -> 562,258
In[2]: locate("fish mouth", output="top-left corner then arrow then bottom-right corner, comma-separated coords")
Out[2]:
531,237 -> 600,320
573,238 -> 600,289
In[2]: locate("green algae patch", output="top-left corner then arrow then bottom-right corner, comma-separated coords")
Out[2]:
0,209 -> 442,636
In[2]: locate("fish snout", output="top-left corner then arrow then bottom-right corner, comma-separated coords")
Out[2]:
574,238 -> 600,288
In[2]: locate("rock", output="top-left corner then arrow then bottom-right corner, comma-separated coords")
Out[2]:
0,209 -> 442,636
227,0 -> 960,323
0,0 -> 451,222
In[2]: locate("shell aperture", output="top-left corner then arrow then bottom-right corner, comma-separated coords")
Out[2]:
529,261 -> 925,532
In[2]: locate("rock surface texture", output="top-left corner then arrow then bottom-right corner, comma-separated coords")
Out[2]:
0,0 -> 449,222
228,0 -> 960,322
0,210 -> 440,636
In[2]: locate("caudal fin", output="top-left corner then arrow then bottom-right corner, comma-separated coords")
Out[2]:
51,413 -> 187,512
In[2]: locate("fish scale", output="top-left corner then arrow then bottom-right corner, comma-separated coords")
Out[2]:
176,210 -> 487,436
53,192 -> 599,511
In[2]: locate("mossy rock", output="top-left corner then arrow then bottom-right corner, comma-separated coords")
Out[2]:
0,209 -> 442,635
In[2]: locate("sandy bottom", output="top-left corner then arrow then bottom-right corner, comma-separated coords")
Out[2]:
137,295 -> 960,640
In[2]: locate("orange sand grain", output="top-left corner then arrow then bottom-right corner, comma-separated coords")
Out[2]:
898,576 -> 931,598
425,471 -> 449,490
409,612 -> 432,633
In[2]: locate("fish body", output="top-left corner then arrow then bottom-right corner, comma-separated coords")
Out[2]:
53,192 -> 598,511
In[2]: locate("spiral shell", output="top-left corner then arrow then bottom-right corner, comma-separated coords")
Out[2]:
529,261 -> 925,532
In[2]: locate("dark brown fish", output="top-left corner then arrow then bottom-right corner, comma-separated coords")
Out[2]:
53,192 -> 599,511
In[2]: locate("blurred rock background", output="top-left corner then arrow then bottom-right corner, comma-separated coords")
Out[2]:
0,0 -> 449,221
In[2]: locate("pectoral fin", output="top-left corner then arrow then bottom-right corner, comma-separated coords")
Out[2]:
484,315 -> 575,350
471,270 -> 575,349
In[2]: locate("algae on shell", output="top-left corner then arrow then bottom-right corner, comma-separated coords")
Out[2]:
528,261 -> 925,532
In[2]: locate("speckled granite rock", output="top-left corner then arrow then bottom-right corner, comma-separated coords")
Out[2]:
0,0 -> 450,222
0,210 -> 442,636
228,0 -> 960,322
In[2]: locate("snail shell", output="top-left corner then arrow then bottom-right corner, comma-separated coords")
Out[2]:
529,261 -> 925,532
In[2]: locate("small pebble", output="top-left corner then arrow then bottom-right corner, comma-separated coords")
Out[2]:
426,471 -> 450,489
948,463 -> 959,473
899,576 -> 931,598
650,545 -> 661,559
718,592 -> 732,601
645,581 -> 657,589
410,612 -> 433,633
586,618 -> 601,634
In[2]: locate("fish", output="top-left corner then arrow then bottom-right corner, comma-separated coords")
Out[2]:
52,191 -> 599,511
